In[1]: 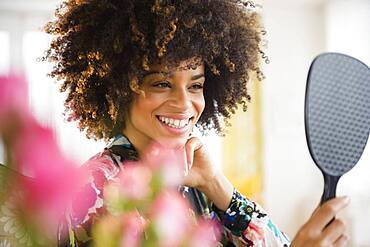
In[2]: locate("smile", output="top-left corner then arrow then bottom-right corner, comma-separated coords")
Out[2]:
156,116 -> 192,129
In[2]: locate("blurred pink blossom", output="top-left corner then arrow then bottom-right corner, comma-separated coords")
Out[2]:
114,162 -> 152,200
151,191 -> 192,247
0,73 -> 92,239
120,212 -> 146,247
189,219 -> 221,247
12,117 -> 87,230
143,143 -> 184,187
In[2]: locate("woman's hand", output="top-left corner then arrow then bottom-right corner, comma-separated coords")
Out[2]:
291,196 -> 350,247
182,137 -> 215,189
182,137 -> 234,211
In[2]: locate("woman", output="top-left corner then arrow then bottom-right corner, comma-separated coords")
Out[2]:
45,0 -> 349,246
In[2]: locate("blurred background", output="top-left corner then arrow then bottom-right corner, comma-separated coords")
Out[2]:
0,0 -> 369,246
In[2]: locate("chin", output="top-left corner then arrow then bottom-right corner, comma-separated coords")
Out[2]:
157,136 -> 188,149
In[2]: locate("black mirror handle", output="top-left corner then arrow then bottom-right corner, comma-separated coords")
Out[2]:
320,174 -> 340,205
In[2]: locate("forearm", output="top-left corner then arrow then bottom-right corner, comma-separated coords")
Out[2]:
200,171 -> 234,211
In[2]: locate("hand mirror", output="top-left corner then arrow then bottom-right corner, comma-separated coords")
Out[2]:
305,52 -> 370,204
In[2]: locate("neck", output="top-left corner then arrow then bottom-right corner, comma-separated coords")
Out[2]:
122,123 -> 150,157
122,134 -> 145,157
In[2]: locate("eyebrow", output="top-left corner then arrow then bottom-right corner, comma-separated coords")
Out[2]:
143,71 -> 205,80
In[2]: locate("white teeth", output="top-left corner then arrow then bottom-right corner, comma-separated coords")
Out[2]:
180,119 -> 185,127
158,116 -> 190,129
174,119 -> 180,127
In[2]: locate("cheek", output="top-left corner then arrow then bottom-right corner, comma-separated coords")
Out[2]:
133,91 -> 166,116
196,95 -> 205,115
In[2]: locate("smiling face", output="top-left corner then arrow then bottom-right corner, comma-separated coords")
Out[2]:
123,60 -> 205,152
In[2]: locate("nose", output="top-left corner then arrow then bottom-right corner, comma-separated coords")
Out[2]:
168,87 -> 192,111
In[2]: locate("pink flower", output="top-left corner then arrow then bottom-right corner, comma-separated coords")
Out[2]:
189,219 -> 221,247
151,191 -> 192,247
114,162 -> 152,201
11,119 -> 88,229
0,74 -> 92,237
143,143 -> 184,187
120,212 -> 146,247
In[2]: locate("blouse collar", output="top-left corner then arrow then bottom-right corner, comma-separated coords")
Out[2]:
107,134 -> 134,150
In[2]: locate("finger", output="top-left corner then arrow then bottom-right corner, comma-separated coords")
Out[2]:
180,147 -> 188,176
311,200 -> 322,216
185,137 -> 202,169
319,218 -> 347,245
184,140 -> 194,175
333,234 -> 349,247
309,196 -> 349,230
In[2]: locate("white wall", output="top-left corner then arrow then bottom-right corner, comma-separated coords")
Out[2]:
261,0 -> 370,245
325,0 -> 370,64
261,0 -> 327,238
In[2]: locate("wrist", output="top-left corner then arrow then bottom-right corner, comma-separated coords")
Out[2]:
200,171 -> 234,211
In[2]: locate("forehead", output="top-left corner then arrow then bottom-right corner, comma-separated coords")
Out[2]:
145,58 -> 204,76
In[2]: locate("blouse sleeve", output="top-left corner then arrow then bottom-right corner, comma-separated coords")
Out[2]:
212,189 -> 290,247
58,150 -> 120,247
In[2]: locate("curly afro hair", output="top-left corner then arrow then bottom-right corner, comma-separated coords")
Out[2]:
44,0 -> 266,141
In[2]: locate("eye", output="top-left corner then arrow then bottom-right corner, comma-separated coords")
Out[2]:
189,83 -> 204,90
153,81 -> 171,88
